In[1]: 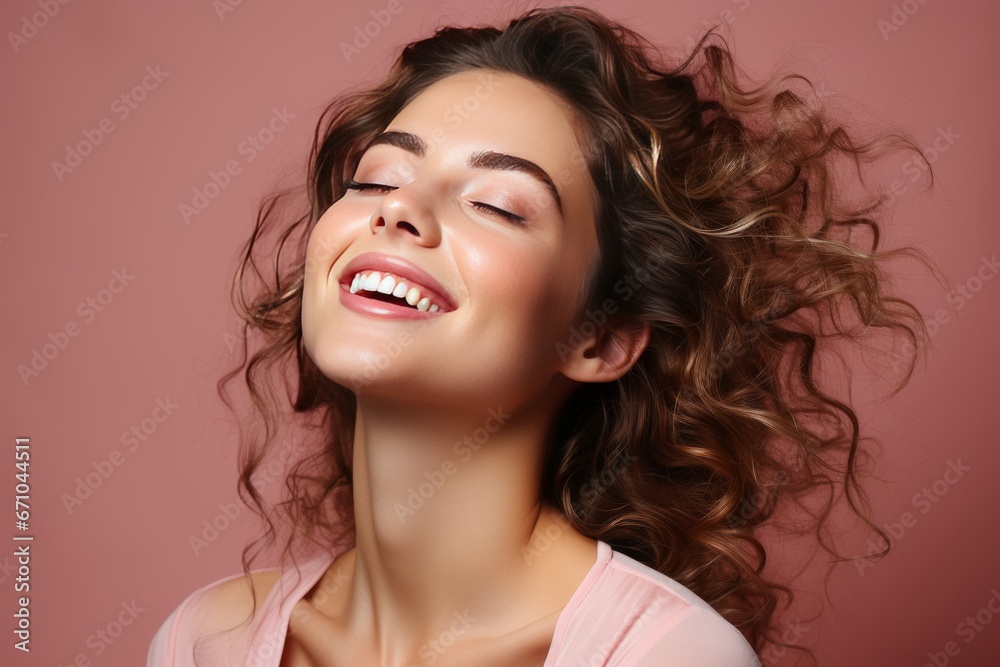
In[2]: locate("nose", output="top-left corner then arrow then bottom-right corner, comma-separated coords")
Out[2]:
369,186 -> 442,246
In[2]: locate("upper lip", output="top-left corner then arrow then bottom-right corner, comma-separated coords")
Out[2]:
338,252 -> 457,311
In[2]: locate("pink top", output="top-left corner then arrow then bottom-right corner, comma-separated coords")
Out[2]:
147,540 -> 760,666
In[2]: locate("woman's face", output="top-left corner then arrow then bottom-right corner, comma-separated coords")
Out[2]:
302,68 -> 600,412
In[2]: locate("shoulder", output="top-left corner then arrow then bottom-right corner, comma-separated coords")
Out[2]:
146,568 -> 282,667
598,548 -> 760,665
633,608 -> 761,666
195,568 -> 284,627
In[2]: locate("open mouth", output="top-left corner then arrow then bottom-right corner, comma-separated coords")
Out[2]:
348,270 -> 442,312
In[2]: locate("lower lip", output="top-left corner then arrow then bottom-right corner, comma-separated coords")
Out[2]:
338,283 -> 444,320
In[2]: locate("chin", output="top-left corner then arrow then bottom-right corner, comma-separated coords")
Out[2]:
305,338 -> 394,391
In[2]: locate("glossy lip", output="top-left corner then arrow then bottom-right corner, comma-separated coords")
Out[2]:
337,251 -> 458,316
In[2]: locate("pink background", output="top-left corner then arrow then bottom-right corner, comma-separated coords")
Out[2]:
2,0 -> 997,665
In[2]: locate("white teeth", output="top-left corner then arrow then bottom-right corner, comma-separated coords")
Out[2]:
349,269 -> 446,313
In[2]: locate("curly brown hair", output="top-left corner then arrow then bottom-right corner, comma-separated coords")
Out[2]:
217,5 -> 944,662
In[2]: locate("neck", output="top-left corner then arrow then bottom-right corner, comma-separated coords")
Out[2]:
338,395 -> 582,658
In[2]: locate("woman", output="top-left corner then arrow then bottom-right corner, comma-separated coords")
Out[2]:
148,5 -> 937,665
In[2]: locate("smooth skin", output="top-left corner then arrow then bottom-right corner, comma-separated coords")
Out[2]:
220,69 -> 650,667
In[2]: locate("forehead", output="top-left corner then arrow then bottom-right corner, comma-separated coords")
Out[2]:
381,69 -> 596,216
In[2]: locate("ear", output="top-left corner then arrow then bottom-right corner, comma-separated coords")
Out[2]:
559,320 -> 651,384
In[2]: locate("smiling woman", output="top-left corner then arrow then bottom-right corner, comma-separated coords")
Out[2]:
147,5 -> 939,666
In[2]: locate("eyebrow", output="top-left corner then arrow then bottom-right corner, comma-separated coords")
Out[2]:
359,130 -> 564,215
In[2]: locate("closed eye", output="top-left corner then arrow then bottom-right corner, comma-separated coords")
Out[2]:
343,179 -> 526,225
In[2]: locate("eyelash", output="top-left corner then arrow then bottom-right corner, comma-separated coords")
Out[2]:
343,179 -> 526,225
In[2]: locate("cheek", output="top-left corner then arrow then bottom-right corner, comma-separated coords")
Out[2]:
460,235 -> 584,351
304,202 -> 368,276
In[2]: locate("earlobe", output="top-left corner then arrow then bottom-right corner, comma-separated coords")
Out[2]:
561,322 -> 650,383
